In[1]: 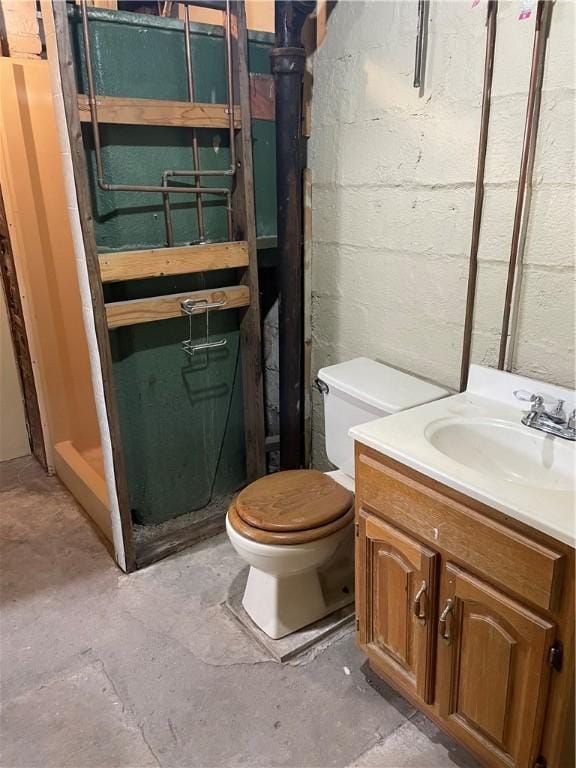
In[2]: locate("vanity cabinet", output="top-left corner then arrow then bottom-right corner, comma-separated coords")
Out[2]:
355,444 -> 575,768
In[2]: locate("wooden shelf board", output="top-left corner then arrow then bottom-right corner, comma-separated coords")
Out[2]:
99,241 -> 249,283
77,95 -> 241,129
106,285 -> 250,329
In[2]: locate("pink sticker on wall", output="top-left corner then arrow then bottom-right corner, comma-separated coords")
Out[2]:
519,0 -> 533,20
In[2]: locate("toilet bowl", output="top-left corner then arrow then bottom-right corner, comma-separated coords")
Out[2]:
226,469 -> 355,639
226,514 -> 353,640
227,357 -> 449,640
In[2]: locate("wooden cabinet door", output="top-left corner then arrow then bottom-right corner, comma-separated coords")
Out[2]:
437,563 -> 555,768
356,510 -> 438,703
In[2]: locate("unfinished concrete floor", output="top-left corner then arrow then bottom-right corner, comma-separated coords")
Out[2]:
1,456 -> 481,768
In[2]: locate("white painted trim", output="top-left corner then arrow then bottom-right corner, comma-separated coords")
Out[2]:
41,0 -> 127,571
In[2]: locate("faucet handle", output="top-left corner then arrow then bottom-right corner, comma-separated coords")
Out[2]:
514,391 -> 545,421
515,391 -> 570,425
514,389 -> 536,402
514,390 -> 545,407
514,390 -> 557,407
550,399 -> 566,423
568,410 -> 576,430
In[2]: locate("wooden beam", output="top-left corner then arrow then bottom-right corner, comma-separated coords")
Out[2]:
52,0 -> 136,571
135,514 -> 226,570
0,185 -> 47,469
303,168 -> 313,467
106,285 -> 250,329
77,95 -> 241,129
99,241 -> 249,283
230,1 -> 266,482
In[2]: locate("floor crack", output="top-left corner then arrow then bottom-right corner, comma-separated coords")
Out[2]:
135,719 -> 163,767
94,658 -> 162,767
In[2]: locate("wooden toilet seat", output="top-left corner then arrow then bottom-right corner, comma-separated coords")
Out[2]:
228,469 -> 354,545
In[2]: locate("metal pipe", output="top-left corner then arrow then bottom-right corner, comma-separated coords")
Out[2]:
162,176 -> 175,247
80,0 -> 236,192
162,170 -> 233,242
161,1 -> 236,245
81,0 -> 105,186
271,0 -> 316,470
498,0 -> 550,369
224,0 -> 236,174
459,0 -> 498,392
413,0 -> 429,89
159,0 -> 237,181
506,7 -> 549,371
87,180 -> 228,195
184,1 -> 205,241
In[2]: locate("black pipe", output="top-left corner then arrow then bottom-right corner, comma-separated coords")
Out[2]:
271,0 -> 315,470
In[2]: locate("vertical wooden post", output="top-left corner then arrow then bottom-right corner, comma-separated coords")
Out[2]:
230,0 -> 266,482
0,185 -> 47,469
51,1 -> 135,570
302,168 -> 312,468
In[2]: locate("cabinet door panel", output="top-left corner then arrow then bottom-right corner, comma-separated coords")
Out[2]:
356,510 -> 438,703
437,563 -> 555,768
375,547 -> 411,664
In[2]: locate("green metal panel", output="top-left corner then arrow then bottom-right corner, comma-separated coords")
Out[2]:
70,7 -> 276,525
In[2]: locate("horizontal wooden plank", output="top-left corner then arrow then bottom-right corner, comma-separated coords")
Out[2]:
99,241 -> 249,283
106,285 -> 250,329
77,95 -> 241,129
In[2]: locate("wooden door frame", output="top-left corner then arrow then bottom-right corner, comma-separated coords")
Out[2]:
50,0 -> 265,570
230,0 -> 266,483
51,1 -> 136,570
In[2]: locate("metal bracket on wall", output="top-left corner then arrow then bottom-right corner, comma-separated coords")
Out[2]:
181,296 -> 228,355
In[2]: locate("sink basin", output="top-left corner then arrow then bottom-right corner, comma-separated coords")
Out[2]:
425,417 -> 575,492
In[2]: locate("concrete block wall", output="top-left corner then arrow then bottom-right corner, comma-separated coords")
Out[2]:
309,0 -> 575,466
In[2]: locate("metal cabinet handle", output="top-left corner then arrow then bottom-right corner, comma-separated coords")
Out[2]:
413,580 -> 427,623
439,598 -> 454,644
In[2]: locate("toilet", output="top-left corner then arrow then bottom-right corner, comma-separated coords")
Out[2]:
226,357 -> 448,639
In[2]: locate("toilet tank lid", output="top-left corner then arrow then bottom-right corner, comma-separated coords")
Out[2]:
317,358 -> 449,414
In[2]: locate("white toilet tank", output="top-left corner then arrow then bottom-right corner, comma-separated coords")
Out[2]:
317,357 -> 448,479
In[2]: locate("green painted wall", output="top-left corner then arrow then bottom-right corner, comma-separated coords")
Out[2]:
70,7 -> 276,525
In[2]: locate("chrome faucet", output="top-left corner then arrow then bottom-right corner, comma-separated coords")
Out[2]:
514,390 -> 576,441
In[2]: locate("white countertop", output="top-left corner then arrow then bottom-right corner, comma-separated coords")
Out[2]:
350,365 -> 576,548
